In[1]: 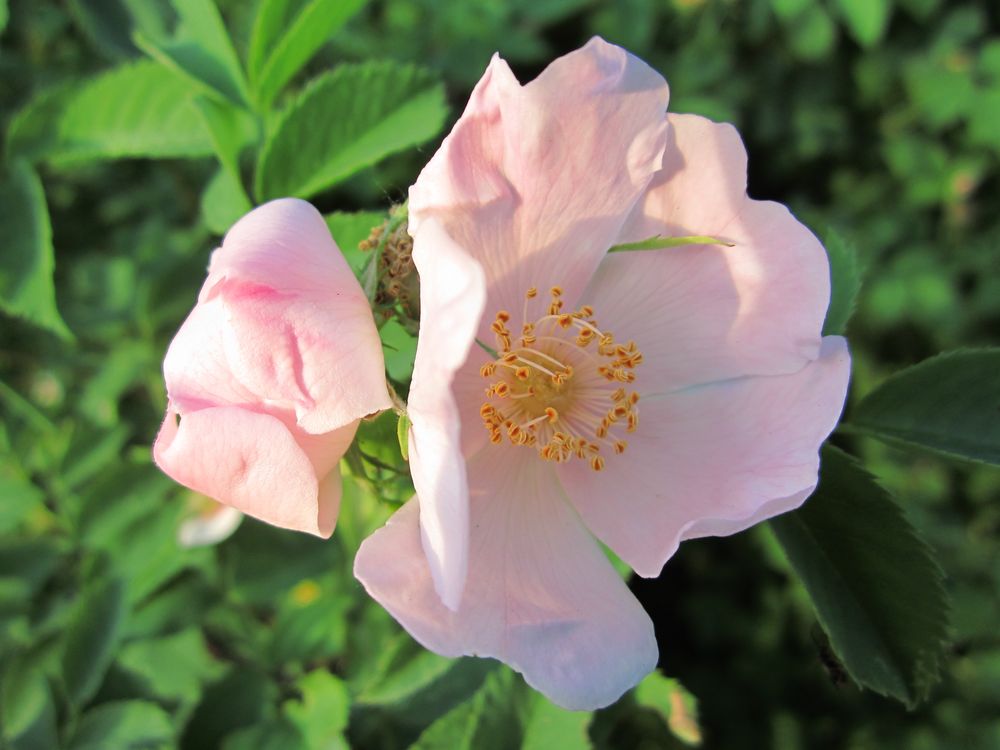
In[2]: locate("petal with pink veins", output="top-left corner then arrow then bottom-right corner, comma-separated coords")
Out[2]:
558,336 -> 851,578
355,448 -> 657,711
592,114 -> 830,391
409,37 -> 670,320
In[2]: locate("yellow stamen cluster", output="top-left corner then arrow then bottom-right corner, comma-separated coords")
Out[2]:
479,286 -> 642,471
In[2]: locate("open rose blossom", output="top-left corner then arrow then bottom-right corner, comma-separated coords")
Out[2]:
355,38 -> 851,710
154,198 -> 391,537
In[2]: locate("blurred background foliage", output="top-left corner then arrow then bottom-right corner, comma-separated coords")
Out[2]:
0,0 -> 998,747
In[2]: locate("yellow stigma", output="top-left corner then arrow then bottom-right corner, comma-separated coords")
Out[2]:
479,285 -> 643,471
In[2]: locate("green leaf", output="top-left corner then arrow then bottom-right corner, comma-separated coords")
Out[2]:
0,379 -> 57,435
192,95 -> 258,183
248,0 -> 369,109
607,235 -> 734,253
769,445 -> 949,707
268,589 -> 349,665
1,651 -> 51,742
381,318 -> 417,383
0,162 -> 71,338
255,61 -> 447,201
633,672 -> 702,746
851,349 -> 1000,465
7,60 -> 215,165
61,575 -> 127,706
135,0 -> 249,105
324,210 -> 385,275
821,228 -> 861,335
68,0 -> 142,59
0,0 -> 8,34
0,457 -> 46,533
283,670 -> 350,748
522,693 -> 592,750
181,667 -> 275,750
770,0 -> 812,21
68,700 -> 173,750
117,628 -> 224,704
836,0 -> 892,47
411,667 -> 525,750
221,720 -> 306,750
396,413 -> 410,461
0,656 -> 57,750
201,167 -> 252,235
788,5 -> 836,61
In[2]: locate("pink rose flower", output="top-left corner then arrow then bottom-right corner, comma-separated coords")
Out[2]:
154,198 -> 391,537
354,38 -> 850,710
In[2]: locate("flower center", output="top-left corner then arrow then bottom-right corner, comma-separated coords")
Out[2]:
479,286 -> 642,471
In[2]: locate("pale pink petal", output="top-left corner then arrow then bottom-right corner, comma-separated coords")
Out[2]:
589,113 -> 829,391
162,296 -> 257,413
409,37 -> 670,321
407,218 -> 487,610
354,448 -> 657,710
558,336 -> 850,578
153,406 -> 347,537
186,198 -> 390,432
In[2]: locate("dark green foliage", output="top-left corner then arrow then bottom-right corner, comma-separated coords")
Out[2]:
770,446 -> 949,707
852,349 -> 1000,465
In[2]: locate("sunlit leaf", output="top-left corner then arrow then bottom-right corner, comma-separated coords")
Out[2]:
769,445 -> 950,707
325,210 -> 385,275
836,0 -> 892,47
191,95 -> 258,184
522,692 -> 592,750
607,235 -> 733,253
255,61 -> 447,200
248,0 -> 369,109
7,60 -> 214,165
396,413 -> 410,461
201,167 -> 252,235
0,161 -> 70,338
633,672 -> 702,746
116,628 -> 223,704
851,349 -> 1000,465
135,0 -> 249,105
380,318 -> 417,383
283,670 -> 351,748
